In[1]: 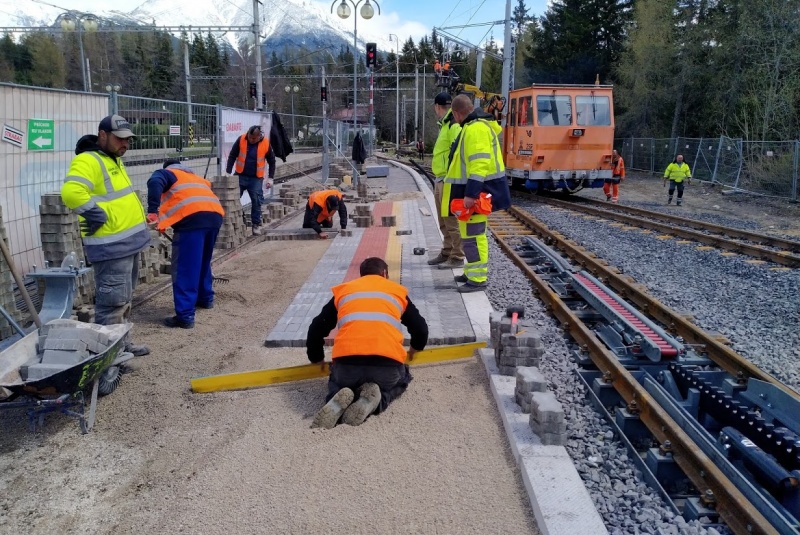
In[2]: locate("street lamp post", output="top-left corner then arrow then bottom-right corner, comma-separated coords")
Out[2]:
105,83 -> 121,115
331,0 -> 380,140
284,84 -> 299,141
389,33 -> 399,152
59,13 -> 98,92
422,59 -> 427,154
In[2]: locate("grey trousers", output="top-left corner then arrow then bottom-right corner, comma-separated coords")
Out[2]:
326,361 -> 413,413
92,253 -> 139,325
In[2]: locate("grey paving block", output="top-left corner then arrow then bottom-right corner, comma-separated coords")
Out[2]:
42,338 -> 88,352
531,392 -> 565,425
515,367 -> 547,395
21,362 -> 72,381
530,418 -> 568,435
41,349 -> 88,365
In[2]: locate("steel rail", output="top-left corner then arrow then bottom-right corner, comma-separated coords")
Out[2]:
535,195 -> 800,253
500,207 -> 799,402
489,216 -> 777,535
523,195 -> 800,267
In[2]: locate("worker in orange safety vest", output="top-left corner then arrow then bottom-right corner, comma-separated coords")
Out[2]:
225,125 -> 275,235
604,150 -> 625,203
303,189 -> 347,239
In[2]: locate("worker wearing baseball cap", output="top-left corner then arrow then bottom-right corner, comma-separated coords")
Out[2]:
427,92 -> 464,269
61,114 -> 151,356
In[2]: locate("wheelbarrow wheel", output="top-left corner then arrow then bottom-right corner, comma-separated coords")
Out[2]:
97,366 -> 122,396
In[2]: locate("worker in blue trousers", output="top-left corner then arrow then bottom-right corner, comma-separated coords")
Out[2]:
147,159 -> 225,329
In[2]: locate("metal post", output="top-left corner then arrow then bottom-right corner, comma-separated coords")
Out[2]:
78,28 -> 88,92
353,14 -> 358,138
402,94 -> 406,143
291,92 -> 296,140
712,135 -> 724,184
253,0 -> 264,111
692,138 -> 703,181
393,37 -> 399,152
183,40 -> 193,123
500,0 -> 512,112
414,66 -> 419,142
475,51 -> 484,109
422,60 -> 426,152
322,65 -> 329,183
369,68 -> 374,156
85,57 -> 92,92
650,138 -> 655,174
216,104 -> 223,178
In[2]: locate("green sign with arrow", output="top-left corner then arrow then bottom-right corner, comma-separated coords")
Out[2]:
28,119 -> 54,151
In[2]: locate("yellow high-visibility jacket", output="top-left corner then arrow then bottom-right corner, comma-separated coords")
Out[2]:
664,162 -> 692,182
432,109 -> 462,179
61,146 -> 150,262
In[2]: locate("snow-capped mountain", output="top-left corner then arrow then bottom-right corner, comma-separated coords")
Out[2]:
0,0 -> 399,53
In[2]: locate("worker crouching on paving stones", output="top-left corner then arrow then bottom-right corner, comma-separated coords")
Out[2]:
302,189 -> 347,240
147,159 -> 224,329
442,94 -> 512,293
306,257 -> 429,428
61,114 -> 151,357
225,125 -> 275,236
663,154 -> 692,206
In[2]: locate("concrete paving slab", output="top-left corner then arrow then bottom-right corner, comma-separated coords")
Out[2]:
479,348 -> 608,535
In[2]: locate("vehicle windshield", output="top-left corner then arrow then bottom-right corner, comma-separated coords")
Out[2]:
576,95 -> 611,126
536,95 -> 572,126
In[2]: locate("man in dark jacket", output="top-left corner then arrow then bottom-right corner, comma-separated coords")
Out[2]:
225,125 -> 275,235
303,189 -> 347,239
147,160 -> 224,329
352,131 -> 367,164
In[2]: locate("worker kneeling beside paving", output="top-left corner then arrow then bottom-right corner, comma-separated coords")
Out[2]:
306,257 -> 429,428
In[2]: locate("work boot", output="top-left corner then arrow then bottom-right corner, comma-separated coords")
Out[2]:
676,199 -> 683,206
312,387 -> 354,429
163,316 -> 194,329
124,343 -> 150,357
252,225 -> 263,236
342,383 -> 381,426
667,196 -> 673,205
454,274 -> 468,283
427,253 -> 447,265
606,195 -> 612,201
457,281 -> 487,293
196,301 -> 214,309
612,197 -> 618,204
438,257 -> 464,269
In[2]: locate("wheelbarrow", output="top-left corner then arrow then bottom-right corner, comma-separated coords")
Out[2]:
0,319 -> 134,433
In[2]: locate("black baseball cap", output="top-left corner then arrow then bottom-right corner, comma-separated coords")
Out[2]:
99,114 -> 136,139
434,92 -> 452,106
163,158 -> 181,169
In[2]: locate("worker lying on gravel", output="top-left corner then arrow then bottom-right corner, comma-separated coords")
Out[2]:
306,257 -> 429,428
663,154 -> 692,206
147,159 -> 224,329
302,189 -> 347,240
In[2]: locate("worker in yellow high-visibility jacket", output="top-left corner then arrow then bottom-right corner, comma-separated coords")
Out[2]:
663,154 -> 693,206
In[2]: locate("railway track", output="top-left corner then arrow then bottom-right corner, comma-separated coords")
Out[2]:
488,208 -> 800,535
521,194 -> 800,268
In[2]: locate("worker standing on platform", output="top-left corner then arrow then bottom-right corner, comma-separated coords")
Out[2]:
306,257 -> 428,429
663,154 -> 692,206
303,189 -> 347,239
428,92 -> 464,269
225,125 -> 275,235
147,159 -> 224,329
443,95 -> 511,293
61,114 -> 151,357
604,149 -> 625,203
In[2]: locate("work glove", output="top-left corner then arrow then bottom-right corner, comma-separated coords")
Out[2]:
146,213 -> 159,225
80,219 -> 104,236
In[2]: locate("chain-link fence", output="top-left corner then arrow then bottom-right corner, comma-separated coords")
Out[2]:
616,137 -> 800,201
113,94 -> 218,190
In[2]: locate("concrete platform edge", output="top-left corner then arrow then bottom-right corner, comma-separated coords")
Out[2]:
479,348 -> 608,535
385,160 -> 438,228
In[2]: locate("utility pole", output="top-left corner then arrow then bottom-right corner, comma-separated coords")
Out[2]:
501,0 -> 512,124
401,94 -> 406,143
322,64 -> 329,183
474,51 -> 484,110
253,0 -> 264,111
183,40 -> 193,122
414,67 -> 419,142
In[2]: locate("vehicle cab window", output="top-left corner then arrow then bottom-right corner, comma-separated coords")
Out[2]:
576,96 -> 611,126
536,95 -> 572,126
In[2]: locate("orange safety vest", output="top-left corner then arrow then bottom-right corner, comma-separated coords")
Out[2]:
308,189 -> 343,223
157,168 -> 225,231
613,156 -> 625,179
331,275 -> 409,363
234,134 -> 270,178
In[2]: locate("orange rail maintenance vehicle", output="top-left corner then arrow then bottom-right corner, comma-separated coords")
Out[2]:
503,84 -> 615,192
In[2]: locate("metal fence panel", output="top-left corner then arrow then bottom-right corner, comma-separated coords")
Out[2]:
615,136 -> 799,200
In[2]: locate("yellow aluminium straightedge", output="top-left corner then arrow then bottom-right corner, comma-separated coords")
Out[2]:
190,341 -> 487,393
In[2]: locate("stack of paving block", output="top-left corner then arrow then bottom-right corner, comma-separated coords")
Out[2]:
136,229 -> 163,284
352,204 -> 374,228
211,175 -> 248,249
489,310 -> 543,375
267,203 -> 286,222
356,182 -> 368,200
279,185 -> 301,209
20,319 -> 112,381
381,215 -> 397,227
529,391 -> 567,446
515,367 -> 548,413
0,206 -> 24,340
39,193 -> 95,308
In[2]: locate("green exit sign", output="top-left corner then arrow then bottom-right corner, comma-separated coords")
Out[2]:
28,119 -> 54,151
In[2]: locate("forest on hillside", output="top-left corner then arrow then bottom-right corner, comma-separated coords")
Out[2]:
1,0 -> 798,142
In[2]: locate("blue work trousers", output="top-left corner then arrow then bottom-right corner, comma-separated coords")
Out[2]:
171,227 -> 220,323
239,175 -> 263,226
